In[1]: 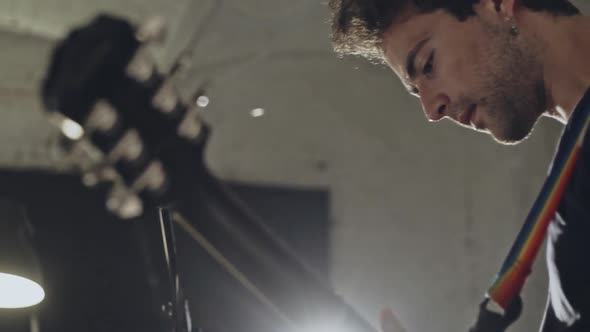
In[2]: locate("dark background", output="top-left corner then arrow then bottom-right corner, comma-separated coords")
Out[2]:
0,170 -> 330,332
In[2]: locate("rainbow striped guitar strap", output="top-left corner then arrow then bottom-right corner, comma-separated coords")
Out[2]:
470,88 -> 590,332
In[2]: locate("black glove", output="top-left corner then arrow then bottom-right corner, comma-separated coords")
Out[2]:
468,296 -> 523,332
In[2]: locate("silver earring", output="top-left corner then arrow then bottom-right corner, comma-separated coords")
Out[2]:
505,16 -> 519,36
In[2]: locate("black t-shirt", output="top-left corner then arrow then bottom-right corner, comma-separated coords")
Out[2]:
540,89 -> 590,332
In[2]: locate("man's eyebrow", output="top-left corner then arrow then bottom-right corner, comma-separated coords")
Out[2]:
405,37 -> 430,81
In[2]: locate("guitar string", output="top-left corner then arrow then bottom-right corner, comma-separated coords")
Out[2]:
170,210 -> 299,331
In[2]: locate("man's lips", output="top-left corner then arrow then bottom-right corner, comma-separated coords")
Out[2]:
459,104 -> 477,127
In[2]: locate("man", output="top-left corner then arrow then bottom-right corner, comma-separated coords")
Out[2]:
328,0 -> 590,331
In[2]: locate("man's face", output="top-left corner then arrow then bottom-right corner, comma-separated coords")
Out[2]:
381,4 -> 546,145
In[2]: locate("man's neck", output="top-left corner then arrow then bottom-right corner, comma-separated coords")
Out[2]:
531,14 -> 590,124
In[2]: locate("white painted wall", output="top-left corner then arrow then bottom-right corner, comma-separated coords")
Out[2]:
0,1 -> 587,331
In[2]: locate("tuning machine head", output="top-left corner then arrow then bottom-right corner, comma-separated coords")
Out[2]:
135,16 -> 167,44
42,14 -> 209,220
105,182 -> 144,219
152,80 -> 180,114
126,16 -> 167,83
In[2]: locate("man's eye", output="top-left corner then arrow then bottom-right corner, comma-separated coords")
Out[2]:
423,51 -> 435,76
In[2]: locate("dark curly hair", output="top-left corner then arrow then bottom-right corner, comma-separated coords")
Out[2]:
329,0 -> 580,62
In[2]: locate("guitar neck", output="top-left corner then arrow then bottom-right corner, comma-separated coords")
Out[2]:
40,13 -> 378,332
162,143 -> 376,332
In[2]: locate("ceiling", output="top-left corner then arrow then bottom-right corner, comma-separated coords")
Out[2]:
0,1 -> 588,331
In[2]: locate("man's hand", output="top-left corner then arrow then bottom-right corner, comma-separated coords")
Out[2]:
468,296 -> 523,332
380,308 -> 407,332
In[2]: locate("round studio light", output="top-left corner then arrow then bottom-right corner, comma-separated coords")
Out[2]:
0,200 -> 45,309
0,273 -> 45,309
250,108 -> 265,117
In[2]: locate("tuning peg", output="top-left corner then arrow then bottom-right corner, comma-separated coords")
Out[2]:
152,80 -> 179,114
131,160 -> 168,195
126,16 -> 167,82
85,100 -> 120,133
126,46 -> 155,82
58,136 -> 107,178
81,165 -> 118,187
106,183 -> 144,219
177,106 -> 204,141
135,16 -> 167,44
108,129 -> 145,163
117,194 -> 144,219
81,172 -> 100,187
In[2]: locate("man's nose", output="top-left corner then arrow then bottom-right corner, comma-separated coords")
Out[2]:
420,93 -> 450,122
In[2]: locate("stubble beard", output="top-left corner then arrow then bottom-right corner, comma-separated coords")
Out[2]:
478,24 -> 546,145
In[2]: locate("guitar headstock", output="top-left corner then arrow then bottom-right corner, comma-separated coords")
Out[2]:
42,14 -> 210,219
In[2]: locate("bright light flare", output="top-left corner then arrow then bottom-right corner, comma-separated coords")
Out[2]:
196,95 -> 210,108
60,118 -> 84,140
250,108 -> 265,117
0,272 -> 45,308
297,319 -> 361,332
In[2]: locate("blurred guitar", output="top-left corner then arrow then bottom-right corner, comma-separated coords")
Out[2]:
41,14 -> 377,332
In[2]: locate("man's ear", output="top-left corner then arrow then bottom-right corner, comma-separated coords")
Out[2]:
498,0 -> 518,17
481,0 -> 518,18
